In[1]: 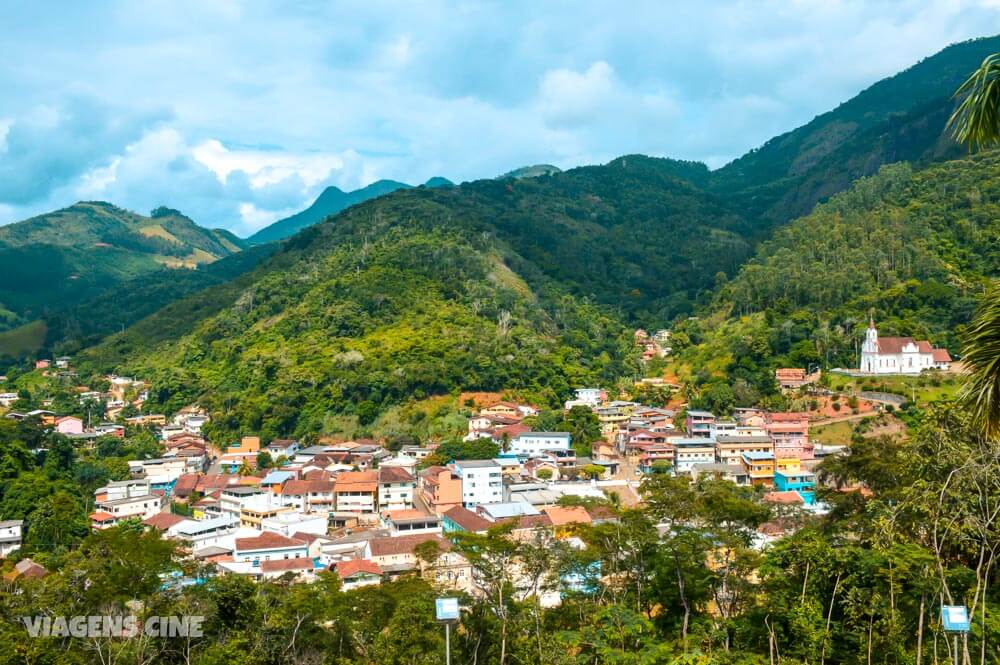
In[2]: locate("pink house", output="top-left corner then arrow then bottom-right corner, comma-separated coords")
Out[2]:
55,416 -> 84,435
765,413 -> 811,460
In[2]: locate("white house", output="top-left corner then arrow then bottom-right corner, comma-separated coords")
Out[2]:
91,494 -> 165,529
0,519 -> 24,557
451,460 -> 503,508
171,515 -> 240,549
510,432 -> 572,458
233,532 -> 309,564
0,393 -> 18,408
860,319 -> 951,374
378,467 -> 417,512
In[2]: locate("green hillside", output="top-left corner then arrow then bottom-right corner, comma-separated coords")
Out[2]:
0,201 -> 249,357
671,151 -> 1000,407
246,177 -> 453,245
708,35 -> 1000,224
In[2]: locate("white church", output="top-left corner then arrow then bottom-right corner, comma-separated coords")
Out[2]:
860,319 -> 951,374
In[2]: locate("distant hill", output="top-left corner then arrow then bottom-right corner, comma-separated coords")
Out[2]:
501,164 -> 563,179
709,35 -> 1000,225
246,177 -> 453,245
0,201 -> 249,357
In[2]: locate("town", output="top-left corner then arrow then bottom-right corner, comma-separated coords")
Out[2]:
0,334 -> 900,596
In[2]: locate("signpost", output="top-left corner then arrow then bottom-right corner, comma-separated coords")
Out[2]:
941,605 -> 970,665
436,598 -> 460,665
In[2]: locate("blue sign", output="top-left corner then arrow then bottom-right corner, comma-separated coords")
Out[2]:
435,597 -> 460,622
941,605 -> 970,632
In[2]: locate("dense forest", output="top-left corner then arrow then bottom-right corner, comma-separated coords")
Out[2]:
667,150 -> 1000,411
0,202 -> 253,359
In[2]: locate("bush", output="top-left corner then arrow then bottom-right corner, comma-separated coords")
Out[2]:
832,402 -> 842,412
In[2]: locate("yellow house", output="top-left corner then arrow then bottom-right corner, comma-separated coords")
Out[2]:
776,457 -> 801,473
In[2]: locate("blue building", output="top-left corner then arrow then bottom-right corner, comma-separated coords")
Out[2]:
774,470 -> 817,504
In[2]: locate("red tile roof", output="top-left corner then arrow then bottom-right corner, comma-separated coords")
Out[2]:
173,474 -> 200,497
932,348 -> 952,362
260,557 -> 314,573
378,466 -> 415,483
763,491 -> 804,505
543,506 -> 592,526
336,558 -> 383,579
443,506 -> 493,533
281,479 -> 335,495
90,511 -> 115,521
335,471 -> 378,493
368,533 -> 450,557
143,512 -> 186,531
234,532 -> 305,552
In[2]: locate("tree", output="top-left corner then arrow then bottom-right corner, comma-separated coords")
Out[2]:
960,283 -> 1000,436
581,464 -> 605,480
257,450 -> 274,470
949,53 -> 1000,150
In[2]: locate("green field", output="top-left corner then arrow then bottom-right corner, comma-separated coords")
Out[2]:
812,419 -> 857,445
0,319 -> 47,358
830,372 -> 961,406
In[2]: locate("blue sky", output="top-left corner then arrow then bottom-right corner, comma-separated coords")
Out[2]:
1,1 -> 998,236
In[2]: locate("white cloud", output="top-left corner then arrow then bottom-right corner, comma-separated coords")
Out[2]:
0,1 -> 996,234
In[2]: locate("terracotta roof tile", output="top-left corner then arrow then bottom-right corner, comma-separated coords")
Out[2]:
368,533 -> 450,557
260,557 -> 314,573
443,506 -> 493,533
143,512 -> 186,530
235,532 -> 305,552
336,558 -> 383,579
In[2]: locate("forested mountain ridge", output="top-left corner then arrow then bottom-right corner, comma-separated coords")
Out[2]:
0,202 -> 246,340
669,151 -> 1000,409
246,176 -> 453,245
707,34 -> 1000,224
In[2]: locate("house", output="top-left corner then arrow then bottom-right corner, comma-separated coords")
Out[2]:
95,478 -> 152,503
381,509 -> 442,537
35,359 -> 51,370
568,388 -> 604,409
765,413 -> 811,460
264,439 -> 300,459
451,460 -> 503,507
378,467 -> 416,511
672,438 -> 716,475
142,511 -> 187,533
91,494 -> 165,529
774,470 -> 817,504
128,457 -> 188,491
690,463 -> 750,485
239,494 -> 294,529
685,411 -> 716,437
52,415 -> 84,435
260,511 -> 328,538
0,393 -> 18,408
365,534 -> 473,591
333,471 -> 379,514
775,368 -> 820,390
419,466 -> 463,515
172,515 -> 240,549
741,451 -> 776,487
259,557 -> 317,581
0,519 -> 24,557
860,318 -> 951,374
524,457 -> 561,481
441,506 -> 494,534
334,559 -> 383,590
260,470 -> 295,494
220,486 -> 266,515
4,558 -> 48,581
510,432 -> 572,458
233,532 -> 308,564
280,479 -> 335,513
715,435 -> 773,466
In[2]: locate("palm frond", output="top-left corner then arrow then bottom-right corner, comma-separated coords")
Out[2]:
959,285 -> 1000,437
948,53 -> 1000,151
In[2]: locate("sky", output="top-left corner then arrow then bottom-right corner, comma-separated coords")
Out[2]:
1,1 -> 999,236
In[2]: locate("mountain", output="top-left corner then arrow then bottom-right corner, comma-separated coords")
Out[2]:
77,35 -> 1000,438
84,154 -> 761,439
669,151 -> 1000,406
0,201 -> 258,356
501,164 -> 563,179
246,177 -> 454,245
707,35 -> 1000,226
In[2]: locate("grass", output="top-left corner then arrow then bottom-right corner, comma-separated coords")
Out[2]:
830,373 -> 962,406
0,320 -> 47,358
811,419 -> 856,445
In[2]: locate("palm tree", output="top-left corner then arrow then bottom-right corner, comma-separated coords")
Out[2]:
948,53 -> 1000,150
949,53 -> 1000,434
959,285 -> 1000,437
